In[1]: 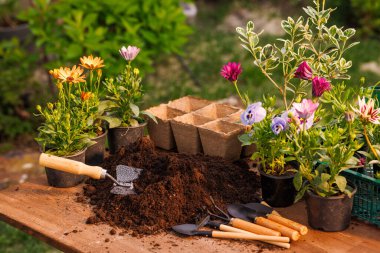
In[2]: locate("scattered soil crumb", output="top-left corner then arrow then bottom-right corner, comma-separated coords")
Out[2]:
110,229 -> 116,235
105,238 -> 110,243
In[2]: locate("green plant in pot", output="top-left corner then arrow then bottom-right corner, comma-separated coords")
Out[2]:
223,0 -> 358,207
0,0 -> 30,41
36,65 -> 93,187
104,46 -> 156,154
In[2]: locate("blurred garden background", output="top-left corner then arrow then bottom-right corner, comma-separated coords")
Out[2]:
1,0 -> 380,251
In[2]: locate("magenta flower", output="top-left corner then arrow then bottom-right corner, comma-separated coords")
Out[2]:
292,99 -> 319,120
352,96 -> 380,124
240,102 -> 266,125
312,77 -> 331,97
221,62 -> 242,82
119,45 -> 140,61
294,61 -> 313,80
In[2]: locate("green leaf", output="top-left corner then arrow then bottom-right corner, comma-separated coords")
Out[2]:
335,175 -> 347,193
98,116 -> 121,128
141,111 -> 157,124
238,133 -> 253,146
293,172 -> 303,191
321,173 -> 331,182
130,103 -> 140,117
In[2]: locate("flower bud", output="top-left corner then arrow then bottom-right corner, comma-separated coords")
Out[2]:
47,103 -> 53,110
36,105 -> 42,112
97,69 -> 102,78
56,82 -> 63,90
338,128 -> 345,134
134,68 -> 140,76
344,111 -> 355,123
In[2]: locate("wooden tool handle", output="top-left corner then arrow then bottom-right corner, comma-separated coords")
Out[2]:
267,213 -> 308,235
255,217 -> 300,241
260,200 -> 281,216
39,153 -> 105,180
211,231 -> 289,243
219,224 -> 290,249
230,218 -> 281,236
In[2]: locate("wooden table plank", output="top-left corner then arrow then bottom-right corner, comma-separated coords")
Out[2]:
0,176 -> 379,253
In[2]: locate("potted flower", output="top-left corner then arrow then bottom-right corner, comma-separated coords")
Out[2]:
0,0 -> 30,41
36,65 -> 93,187
289,82 -> 368,231
223,0 -> 359,207
104,46 -> 156,154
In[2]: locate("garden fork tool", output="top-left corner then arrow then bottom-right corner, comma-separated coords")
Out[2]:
198,215 -> 290,249
39,153 -> 142,195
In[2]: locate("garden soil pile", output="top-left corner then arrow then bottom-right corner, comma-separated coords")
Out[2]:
83,138 -> 260,235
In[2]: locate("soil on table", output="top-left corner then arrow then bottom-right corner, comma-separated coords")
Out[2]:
83,138 -> 260,235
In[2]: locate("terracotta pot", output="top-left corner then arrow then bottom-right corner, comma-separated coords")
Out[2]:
168,96 -> 212,113
198,120 -> 245,160
0,23 -> 30,41
171,113 -> 213,155
194,103 -> 240,120
306,182 -> 357,231
146,104 -> 185,150
44,149 -> 87,188
108,123 -> 146,154
85,130 -> 107,166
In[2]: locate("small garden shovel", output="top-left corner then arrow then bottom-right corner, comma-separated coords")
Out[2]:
39,153 -> 142,195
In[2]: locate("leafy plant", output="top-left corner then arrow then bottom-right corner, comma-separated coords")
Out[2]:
0,0 -> 23,26
20,0 -> 192,76
0,38 -> 39,140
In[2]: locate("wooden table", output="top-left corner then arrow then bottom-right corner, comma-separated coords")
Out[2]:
0,176 -> 379,253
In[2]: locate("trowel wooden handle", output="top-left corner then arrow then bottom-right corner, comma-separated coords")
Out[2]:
211,231 -> 289,243
267,213 -> 308,235
260,200 -> 281,216
229,218 -> 280,236
219,224 -> 290,249
39,153 -> 105,180
255,217 -> 300,241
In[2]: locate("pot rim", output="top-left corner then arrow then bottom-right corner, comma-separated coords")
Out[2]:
307,181 -> 357,200
62,148 -> 87,158
91,129 -> 108,140
112,122 -> 147,129
0,22 -> 29,32
259,169 -> 295,179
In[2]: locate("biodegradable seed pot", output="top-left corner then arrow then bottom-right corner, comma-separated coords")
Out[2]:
171,113 -> 213,155
259,169 -> 296,208
146,104 -> 184,150
194,103 -> 240,120
306,183 -> 357,232
45,149 -> 87,188
85,130 -> 107,166
167,96 -> 212,113
108,123 -> 146,154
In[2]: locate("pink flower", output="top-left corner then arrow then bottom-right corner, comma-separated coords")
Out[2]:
221,62 -> 242,82
292,99 -> 319,120
294,61 -> 313,80
312,77 -> 331,97
352,96 -> 380,124
119,46 -> 140,61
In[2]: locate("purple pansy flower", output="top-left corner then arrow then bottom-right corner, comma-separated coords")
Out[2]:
271,116 -> 287,135
240,102 -> 266,125
221,62 -> 242,82
312,77 -> 331,97
119,45 -> 140,61
294,61 -> 313,80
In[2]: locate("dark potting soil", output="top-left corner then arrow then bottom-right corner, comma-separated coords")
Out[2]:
83,138 -> 260,235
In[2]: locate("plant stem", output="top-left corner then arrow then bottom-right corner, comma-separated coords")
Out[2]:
233,81 -> 246,106
363,124 -> 380,160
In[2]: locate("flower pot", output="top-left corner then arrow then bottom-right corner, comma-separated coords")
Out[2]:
259,169 -> 296,207
168,96 -> 212,113
171,113 -> 213,155
306,183 -> 357,232
108,123 -> 146,154
222,109 -> 244,124
198,120 -> 245,160
44,149 -> 87,188
85,130 -> 107,166
146,104 -> 185,150
194,103 -> 240,120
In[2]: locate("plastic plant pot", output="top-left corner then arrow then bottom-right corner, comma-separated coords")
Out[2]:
108,122 -> 146,154
85,130 -> 107,166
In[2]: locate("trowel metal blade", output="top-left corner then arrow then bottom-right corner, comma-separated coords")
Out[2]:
110,185 -> 137,195
116,165 -> 143,182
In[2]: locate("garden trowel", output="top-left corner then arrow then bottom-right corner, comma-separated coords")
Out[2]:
39,153 -> 142,195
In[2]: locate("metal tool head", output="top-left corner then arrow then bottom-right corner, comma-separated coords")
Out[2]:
172,224 -> 199,236
243,202 -> 274,214
227,203 -> 267,221
196,215 -> 210,229
109,165 -> 143,195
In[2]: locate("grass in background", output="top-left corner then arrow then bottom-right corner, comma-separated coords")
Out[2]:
0,221 -> 59,253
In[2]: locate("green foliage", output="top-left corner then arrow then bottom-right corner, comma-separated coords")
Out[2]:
236,0 -> 357,110
350,0 -> 380,37
20,0 -> 192,76
0,38 -> 38,140
104,62 -> 155,127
